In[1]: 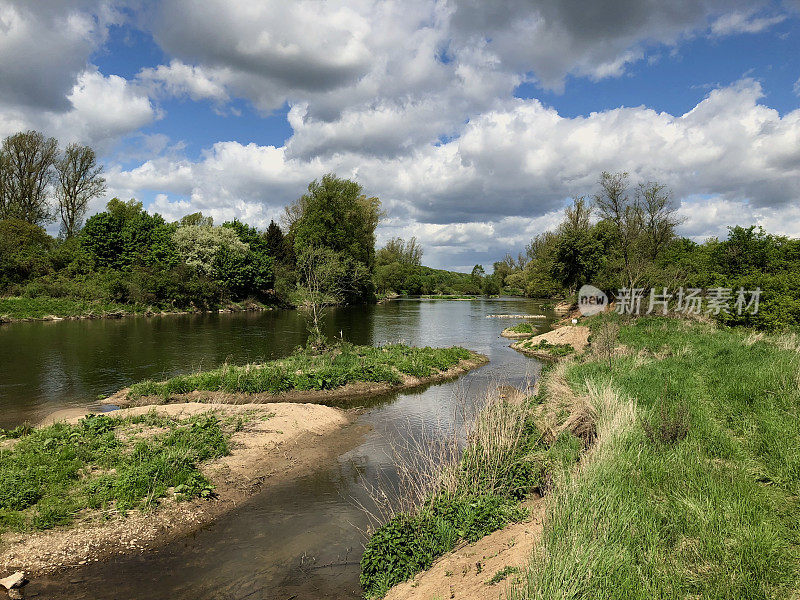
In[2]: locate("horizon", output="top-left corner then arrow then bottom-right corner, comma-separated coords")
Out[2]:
1,1 -> 799,271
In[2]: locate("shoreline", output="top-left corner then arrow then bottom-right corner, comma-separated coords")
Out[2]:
0,402 -> 368,576
0,301 -> 274,325
108,353 -> 489,408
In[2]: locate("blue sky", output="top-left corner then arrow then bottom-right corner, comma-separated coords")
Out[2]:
1,1 -> 799,270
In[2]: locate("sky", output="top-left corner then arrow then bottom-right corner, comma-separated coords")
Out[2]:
0,1 -> 799,271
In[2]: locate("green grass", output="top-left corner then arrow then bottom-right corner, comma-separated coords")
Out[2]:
0,411 -> 238,532
505,322 -> 536,334
522,338 -> 574,357
129,344 -> 475,400
359,397 -> 582,599
519,316 -> 800,599
0,296 -> 137,320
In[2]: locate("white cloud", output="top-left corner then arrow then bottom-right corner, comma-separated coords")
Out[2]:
710,10 -> 786,36
102,79 -> 800,267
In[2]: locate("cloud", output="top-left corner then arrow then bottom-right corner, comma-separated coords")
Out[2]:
0,68 -> 158,152
0,0 -> 121,111
710,10 -> 786,35
103,79 -> 800,267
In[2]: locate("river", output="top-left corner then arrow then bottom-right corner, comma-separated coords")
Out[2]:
0,298 -> 557,599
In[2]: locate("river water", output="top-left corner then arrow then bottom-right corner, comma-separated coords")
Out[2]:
0,298 -> 556,599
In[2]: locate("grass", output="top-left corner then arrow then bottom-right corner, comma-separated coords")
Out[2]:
516,315 -> 800,600
0,410 -> 241,533
359,389 -> 582,599
0,296 -> 270,321
505,322 -> 536,334
522,338 -> 575,357
129,343 -> 475,400
0,296 -> 136,320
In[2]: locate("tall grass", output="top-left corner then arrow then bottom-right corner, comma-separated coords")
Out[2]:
129,343 -> 474,399
359,382 -> 582,598
516,315 -> 800,599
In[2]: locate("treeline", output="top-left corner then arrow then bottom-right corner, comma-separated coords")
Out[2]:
0,131 -> 384,312
485,172 -> 800,329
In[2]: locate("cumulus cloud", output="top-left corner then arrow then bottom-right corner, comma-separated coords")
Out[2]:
0,0 -> 121,110
102,79 -> 800,267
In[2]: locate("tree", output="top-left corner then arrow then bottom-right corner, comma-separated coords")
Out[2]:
81,199 -> 177,269
471,264 -> 485,282
376,237 -> 423,267
285,173 -> 381,300
0,218 -> 53,289
179,212 -> 213,227
55,143 -> 106,238
0,130 -> 58,225
638,181 -> 682,261
264,219 -> 288,263
296,246 -> 352,351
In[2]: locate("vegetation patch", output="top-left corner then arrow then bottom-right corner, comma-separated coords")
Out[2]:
0,411 -> 238,533
128,343 -> 476,400
359,394 -> 582,599
519,315 -> 800,600
502,322 -> 537,338
524,339 -> 575,357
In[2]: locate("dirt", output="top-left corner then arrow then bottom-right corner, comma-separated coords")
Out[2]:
0,402 -> 367,576
107,354 -> 489,408
385,497 -> 545,600
511,325 -> 591,360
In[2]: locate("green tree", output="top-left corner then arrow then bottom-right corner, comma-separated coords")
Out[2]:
286,174 -> 381,300
81,199 -> 177,270
0,219 -> 53,289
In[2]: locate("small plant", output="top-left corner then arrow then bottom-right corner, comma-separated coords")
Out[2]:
641,384 -> 690,444
594,320 -> 620,368
507,323 -> 535,334
528,339 -> 574,357
487,565 -> 520,585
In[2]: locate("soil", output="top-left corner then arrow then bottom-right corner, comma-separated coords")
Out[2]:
511,326 -> 591,360
385,497 -> 545,600
107,354 -> 489,408
0,402 -> 367,576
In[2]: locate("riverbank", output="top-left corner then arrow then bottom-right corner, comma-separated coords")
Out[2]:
0,402 -> 365,576
0,296 -> 272,323
372,314 -> 800,599
109,344 -> 487,407
510,324 -> 590,359
517,315 -> 800,599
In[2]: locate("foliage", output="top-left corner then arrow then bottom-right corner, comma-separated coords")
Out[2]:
0,218 -> 53,290
0,130 -> 58,226
0,411 -> 234,532
286,173 -> 380,301
54,143 -> 106,238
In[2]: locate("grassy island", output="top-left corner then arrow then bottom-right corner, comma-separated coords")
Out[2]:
123,344 -> 485,403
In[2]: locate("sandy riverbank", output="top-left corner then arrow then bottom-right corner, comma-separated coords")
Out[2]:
0,402 -> 366,576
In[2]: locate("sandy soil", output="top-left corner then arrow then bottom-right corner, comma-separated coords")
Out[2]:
511,325 -> 590,360
0,402 -> 366,576
107,354 -> 489,408
386,497 -> 545,600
